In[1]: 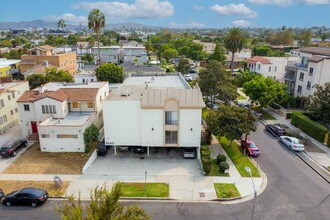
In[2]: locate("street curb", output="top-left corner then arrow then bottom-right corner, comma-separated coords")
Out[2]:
211,196 -> 242,202
49,197 -> 176,201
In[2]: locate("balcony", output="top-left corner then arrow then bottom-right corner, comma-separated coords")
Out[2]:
165,120 -> 178,125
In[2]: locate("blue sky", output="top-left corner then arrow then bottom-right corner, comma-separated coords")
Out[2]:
1,0 -> 330,28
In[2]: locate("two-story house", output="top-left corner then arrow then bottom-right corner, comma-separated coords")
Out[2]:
0,58 -> 20,78
103,74 -> 205,156
247,56 -> 299,80
20,45 -> 77,74
0,81 -> 29,134
17,81 -> 109,152
285,47 -> 330,97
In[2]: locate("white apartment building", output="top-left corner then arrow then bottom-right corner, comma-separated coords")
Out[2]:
17,81 -> 109,152
247,56 -> 300,80
74,70 -> 97,84
91,44 -> 147,64
285,47 -> 330,97
103,74 -> 205,156
0,81 -> 29,134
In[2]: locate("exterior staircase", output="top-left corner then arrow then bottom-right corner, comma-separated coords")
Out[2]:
28,133 -> 38,141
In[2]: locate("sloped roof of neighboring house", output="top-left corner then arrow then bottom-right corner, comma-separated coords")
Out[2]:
17,89 -> 69,103
22,64 -> 57,75
299,47 -> 330,56
246,56 -> 271,64
308,55 -> 328,63
60,88 -> 99,102
34,45 -> 55,51
122,63 -> 165,74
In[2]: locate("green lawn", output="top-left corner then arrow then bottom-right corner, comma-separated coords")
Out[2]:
206,159 -> 230,177
214,183 -> 241,198
252,106 -> 276,120
121,183 -> 169,197
219,137 -> 260,177
237,94 -> 247,100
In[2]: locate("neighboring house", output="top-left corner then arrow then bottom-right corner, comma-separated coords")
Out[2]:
17,81 -> 109,152
193,40 -> 216,53
74,70 -> 97,84
91,43 -> 147,64
225,55 -> 244,73
247,56 -> 299,80
20,45 -> 77,75
228,49 -> 252,60
121,63 -> 166,78
0,58 -> 20,78
22,61 -> 57,80
284,47 -> 330,97
103,74 -> 205,156
0,81 -> 29,134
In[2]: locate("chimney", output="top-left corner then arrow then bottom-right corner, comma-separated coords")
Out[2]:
42,60 -> 49,67
39,85 -> 45,94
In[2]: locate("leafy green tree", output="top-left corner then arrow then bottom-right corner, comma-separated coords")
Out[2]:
26,68 -> 73,89
57,19 -> 66,32
66,35 -> 79,46
243,75 -> 288,108
161,48 -> 178,62
209,44 -> 226,63
57,183 -> 150,220
301,29 -> 312,46
305,83 -> 330,128
83,123 -> 99,152
95,63 -> 124,83
176,58 -> 190,75
224,28 -> 244,73
26,74 -> 48,90
198,61 -> 237,106
82,54 -> 94,64
0,39 -> 12,48
88,9 -> 106,65
206,104 -> 256,146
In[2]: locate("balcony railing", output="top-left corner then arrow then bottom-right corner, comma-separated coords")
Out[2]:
165,120 -> 178,125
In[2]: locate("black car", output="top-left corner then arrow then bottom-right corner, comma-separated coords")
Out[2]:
3,188 -> 48,208
0,189 -> 4,199
0,139 -> 27,158
134,147 -> 145,154
265,124 -> 286,137
97,143 -> 107,156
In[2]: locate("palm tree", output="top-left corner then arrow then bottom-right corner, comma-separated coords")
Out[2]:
88,9 -> 105,65
57,19 -> 66,32
224,28 -> 244,73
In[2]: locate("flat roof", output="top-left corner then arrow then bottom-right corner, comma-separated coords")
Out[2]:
39,113 -> 92,127
0,59 -> 20,66
122,75 -> 189,89
39,81 -> 107,91
0,81 -> 26,91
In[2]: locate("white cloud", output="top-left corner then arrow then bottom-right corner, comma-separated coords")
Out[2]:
43,13 -> 87,25
72,0 -> 174,20
193,5 -> 204,10
210,4 -> 257,18
232,20 -> 253,27
247,0 -> 330,6
169,21 -> 204,28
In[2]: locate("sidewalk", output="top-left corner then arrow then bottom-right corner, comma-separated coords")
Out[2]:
264,107 -> 330,169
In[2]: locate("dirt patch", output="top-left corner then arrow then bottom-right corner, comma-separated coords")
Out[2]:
0,181 -> 69,197
303,142 -> 326,153
2,142 -> 97,174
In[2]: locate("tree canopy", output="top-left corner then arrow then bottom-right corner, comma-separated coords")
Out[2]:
176,58 -> 190,75
224,28 -> 244,73
95,63 -> 124,83
88,9 -> 105,64
57,183 -> 150,220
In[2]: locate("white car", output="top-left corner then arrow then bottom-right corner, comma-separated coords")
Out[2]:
279,136 -> 305,152
185,74 -> 193,82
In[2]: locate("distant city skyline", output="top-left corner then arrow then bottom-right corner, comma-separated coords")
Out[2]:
1,0 -> 330,28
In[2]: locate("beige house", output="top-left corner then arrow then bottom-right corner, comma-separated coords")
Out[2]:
20,45 -> 77,75
0,81 -> 29,134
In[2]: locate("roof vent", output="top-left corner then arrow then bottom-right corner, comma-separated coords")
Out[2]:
39,85 -> 46,94
120,94 -> 127,97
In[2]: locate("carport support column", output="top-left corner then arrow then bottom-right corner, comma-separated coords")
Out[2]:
114,145 -> 117,155
147,146 -> 150,156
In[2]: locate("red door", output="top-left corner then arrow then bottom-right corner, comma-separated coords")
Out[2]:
31,121 -> 38,133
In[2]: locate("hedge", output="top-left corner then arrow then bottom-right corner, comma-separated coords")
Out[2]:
291,111 -> 328,143
328,135 -> 330,148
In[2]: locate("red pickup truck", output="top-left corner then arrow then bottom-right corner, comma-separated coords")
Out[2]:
240,139 -> 260,157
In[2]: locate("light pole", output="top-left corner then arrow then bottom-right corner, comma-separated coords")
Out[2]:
245,167 -> 256,220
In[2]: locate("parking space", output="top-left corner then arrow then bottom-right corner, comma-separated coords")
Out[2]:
85,147 -> 202,176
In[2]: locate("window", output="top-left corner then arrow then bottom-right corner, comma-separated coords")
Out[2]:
72,102 -> 78,108
165,111 -> 178,125
165,131 -> 178,144
87,102 -> 94,108
41,134 -> 50,138
12,93 -> 15,99
7,95 -> 11,101
82,79 -> 85,83
57,134 -> 78,139
24,104 -> 30,111
0,115 -> 7,125
15,108 -> 18,113
299,72 -> 304,81
309,67 -> 314,75
42,105 -> 56,114
297,85 -> 302,93
0,99 -> 4,108
10,110 -> 13,115
307,81 -> 311,90
269,66 -> 271,72
275,66 -> 277,72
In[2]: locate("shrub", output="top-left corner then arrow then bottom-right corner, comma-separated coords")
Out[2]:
201,150 -> 211,157
269,102 -> 281,109
219,162 -> 230,173
201,145 -> 209,151
216,154 -> 226,164
291,111 -> 328,143
84,124 -> 99,153
202,156 -> 212,173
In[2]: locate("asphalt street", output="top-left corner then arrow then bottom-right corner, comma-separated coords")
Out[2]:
0,122 -> 329,220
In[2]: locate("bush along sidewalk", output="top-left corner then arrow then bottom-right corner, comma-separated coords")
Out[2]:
201,146 -> 229,176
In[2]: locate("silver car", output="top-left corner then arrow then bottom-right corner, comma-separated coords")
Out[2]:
279,136 -> 305,152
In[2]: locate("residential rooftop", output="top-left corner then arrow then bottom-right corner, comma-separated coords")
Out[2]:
299,47 -> 330,56
38,81 -> 107,91
0,58 -> 20,67
0,81 -> 27,94
122,75 -> 189,89
39,113 -> 92,127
